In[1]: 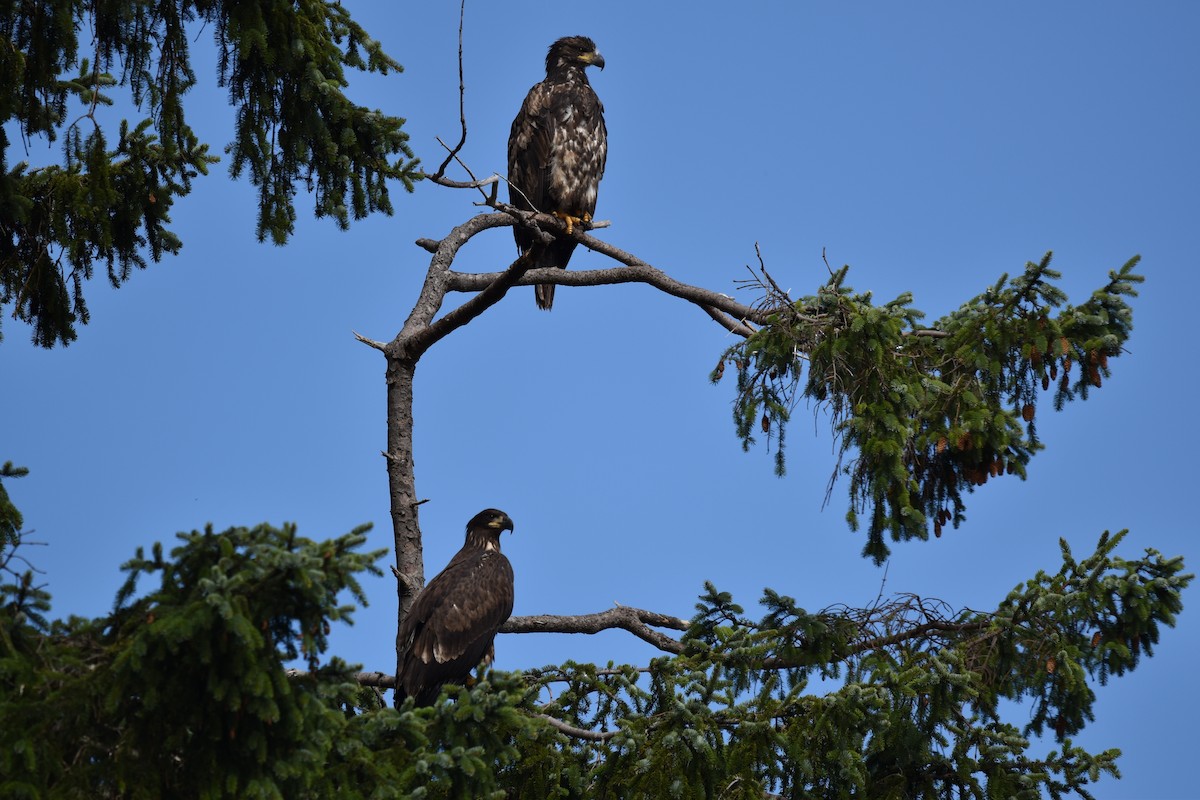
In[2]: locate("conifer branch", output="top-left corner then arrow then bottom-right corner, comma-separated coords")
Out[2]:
535,713 -> 619,741
350,671 -> 396,689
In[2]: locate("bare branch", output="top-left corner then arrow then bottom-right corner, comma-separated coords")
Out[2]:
503,606 -> 688,655
407,251 -> 534,359
389,212 -> 514,355
429,0 -> 468,182
421,172 -> 500,192
352,330 -> 386,351
353,671 -> 396,689
444,212 -> 766,327
285,669 -> 396,689
536,713 -> 619,742
702,303 -> 757,337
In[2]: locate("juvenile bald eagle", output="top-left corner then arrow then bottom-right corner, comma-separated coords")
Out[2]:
508,35 -> 607,310
395,509 -> 515,707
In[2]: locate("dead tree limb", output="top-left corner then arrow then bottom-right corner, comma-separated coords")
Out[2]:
502,606 -> 690,655
444,211 -> 766,332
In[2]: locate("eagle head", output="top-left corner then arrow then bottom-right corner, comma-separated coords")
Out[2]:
546,36 -> 605,73
465,508 -> 514,552
468,508 -> 515,534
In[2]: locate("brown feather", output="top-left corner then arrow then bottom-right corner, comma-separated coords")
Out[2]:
396,509 -> 515,707
508,37 -> 607,310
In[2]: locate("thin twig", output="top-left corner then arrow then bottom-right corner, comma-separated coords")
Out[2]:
352,330 -> 386,351
430,0 -> 469,181
434,137 -> 491,202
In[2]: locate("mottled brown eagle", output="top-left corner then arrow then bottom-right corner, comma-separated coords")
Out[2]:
508,35 -> 607,310
395,508 -> 515,707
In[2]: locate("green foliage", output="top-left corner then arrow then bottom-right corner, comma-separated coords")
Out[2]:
1,520 -> 390,797
0,516 -> 1188,798
714,253 -> 1143,562
0,460 -> 29,554
1,0 -> 420,348
528,532 -> 1189,800
0,518 -> 583,799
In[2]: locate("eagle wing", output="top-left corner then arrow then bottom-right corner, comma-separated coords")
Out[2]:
397,548 -> 514,706
508,81 -> 557,233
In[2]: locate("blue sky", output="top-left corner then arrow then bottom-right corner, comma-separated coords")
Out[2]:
3,3 -> 1197,797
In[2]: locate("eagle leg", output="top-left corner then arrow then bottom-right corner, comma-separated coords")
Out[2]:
552,211 -> 585,236
467,643 -> 496,687
464,663 -> 491,689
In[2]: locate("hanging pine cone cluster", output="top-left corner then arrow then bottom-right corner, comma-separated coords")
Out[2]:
1033,337 -> 1117,398
932,507 -> 953,538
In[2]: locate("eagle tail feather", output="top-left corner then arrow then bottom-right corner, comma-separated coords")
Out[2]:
535,282 -> 555,310
533,239 -> 577,310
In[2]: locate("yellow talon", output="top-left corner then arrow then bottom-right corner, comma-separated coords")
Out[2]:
552,211 -> 584,235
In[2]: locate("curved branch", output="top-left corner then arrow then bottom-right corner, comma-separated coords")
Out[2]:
455,262 -> 763,329
444,212 -> 765,331
502,606 -> 688,655
536,713 -> 619,742
409,251 -> 533,358
387,213 -> 516,360
703,302 -> 757,336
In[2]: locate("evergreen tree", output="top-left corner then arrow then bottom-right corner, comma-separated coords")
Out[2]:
1,498 -> 1189,798
1,6 -> 1190,799
1,0 -> 418,347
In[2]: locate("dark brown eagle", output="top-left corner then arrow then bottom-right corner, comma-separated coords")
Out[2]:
395,508 -> 515,707
508,35 -> 608,310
